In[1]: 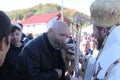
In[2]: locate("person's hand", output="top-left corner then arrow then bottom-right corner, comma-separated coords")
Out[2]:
54,68 -> 62,79
65,71 -> 70,76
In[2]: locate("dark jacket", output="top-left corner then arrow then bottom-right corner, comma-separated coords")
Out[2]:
17,33 -> 66,80
0,43 -> 24,80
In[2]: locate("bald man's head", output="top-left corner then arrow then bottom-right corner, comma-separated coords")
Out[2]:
47,20 -> 70,49
48,20 -> 69,32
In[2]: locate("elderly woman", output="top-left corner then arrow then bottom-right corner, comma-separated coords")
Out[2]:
0,23 -> 24,80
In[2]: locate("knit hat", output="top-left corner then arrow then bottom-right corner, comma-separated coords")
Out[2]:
12,22 -> 22,30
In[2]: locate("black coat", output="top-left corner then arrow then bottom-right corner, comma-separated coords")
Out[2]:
17,33 -> 66,80
0,43 -> 24,80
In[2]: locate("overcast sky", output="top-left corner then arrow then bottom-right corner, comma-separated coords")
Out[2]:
0,0 -> 95,15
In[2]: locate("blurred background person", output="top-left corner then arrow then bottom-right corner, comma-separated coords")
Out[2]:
0,23 -> 24,80
0,11 -> 11,67
26,33 -> 33,40
89,40 -> 98,58
80,39 -> 92,57
89,40 -> 96,51
18,23 -> 29,45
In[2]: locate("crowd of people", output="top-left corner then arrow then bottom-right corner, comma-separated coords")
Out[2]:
0,0 -> 120,80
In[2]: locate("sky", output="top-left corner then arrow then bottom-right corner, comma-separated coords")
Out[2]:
0,0 -> 95,15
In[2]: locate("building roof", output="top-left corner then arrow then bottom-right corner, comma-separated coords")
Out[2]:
22,13 -> 61,25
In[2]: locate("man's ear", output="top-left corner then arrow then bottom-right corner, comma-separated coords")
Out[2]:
102,27 -> 109,36
103,27 -> 109,33
0,37 -> 5,50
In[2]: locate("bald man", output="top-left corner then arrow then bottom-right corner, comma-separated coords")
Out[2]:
17,20 -> 70,80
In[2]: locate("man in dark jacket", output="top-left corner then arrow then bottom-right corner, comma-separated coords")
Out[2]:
17,20 -> 70,80
0,23 -> 24,80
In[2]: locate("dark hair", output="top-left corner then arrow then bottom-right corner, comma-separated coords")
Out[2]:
96,26 -> 111,30
0,11 -> 11,45
11,25 -> 21,33
27,33 -> 33,40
